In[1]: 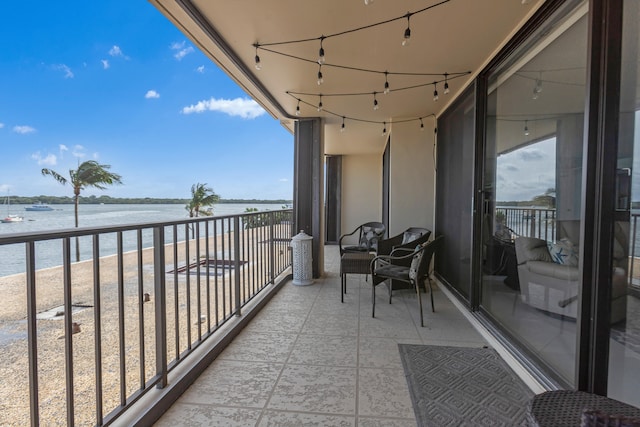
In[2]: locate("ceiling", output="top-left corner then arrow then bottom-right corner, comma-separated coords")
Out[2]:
150,0 -> 544,154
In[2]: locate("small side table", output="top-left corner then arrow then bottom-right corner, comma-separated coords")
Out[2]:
340,252 -> 375,302
526,390 -> 640,426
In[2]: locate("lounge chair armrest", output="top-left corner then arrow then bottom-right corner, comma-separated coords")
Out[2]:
389,247 -> 416,257
339,226 -> 361,249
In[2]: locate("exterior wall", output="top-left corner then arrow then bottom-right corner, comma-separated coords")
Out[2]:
340,153 -> 383,245
388,121 -> 437,237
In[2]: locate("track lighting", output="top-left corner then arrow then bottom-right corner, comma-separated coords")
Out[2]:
420,118 -> 425,131
317,65 -> 324,85
318,37 -> 326,65
384,72 -> 390,94
341,117 -> 346,132
433,83 -> 439,101
524,120 -> 530,136
444,73 -> 450,94
295,99 -> 301,116
382,122 -> 387,136
373,92 -> 379,110
317,95 -> 323,112
402,14 -> 412,46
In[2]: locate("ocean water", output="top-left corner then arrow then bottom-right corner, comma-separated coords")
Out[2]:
0,203 -> 287,277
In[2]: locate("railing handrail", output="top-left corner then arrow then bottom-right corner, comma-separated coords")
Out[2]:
0,208 -> 292,245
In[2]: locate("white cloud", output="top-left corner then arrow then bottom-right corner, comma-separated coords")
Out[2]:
196,65 -> 205,73
31,152 -> 57,166
181,97 -> 265,119
72,145 -> 86,158
58,144 -> 68,159
145,90 -> 160,99
0,123 -> 4,129
279,178 -> 288,182
13,125 -> 36,134
109,45 -> 125,57
53,64 -> 74,78
101,59 -> 110,69
170,41 -> 194,60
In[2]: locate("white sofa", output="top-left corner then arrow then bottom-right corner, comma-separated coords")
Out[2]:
514,224 -> 627,323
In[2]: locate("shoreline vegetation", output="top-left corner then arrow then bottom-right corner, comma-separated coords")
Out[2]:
8,195 -> 293,205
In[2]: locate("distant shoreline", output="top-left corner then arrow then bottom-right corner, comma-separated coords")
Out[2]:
9,196 -> 293,205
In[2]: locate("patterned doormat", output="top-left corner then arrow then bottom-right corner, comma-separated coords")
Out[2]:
398,344 -> 534,426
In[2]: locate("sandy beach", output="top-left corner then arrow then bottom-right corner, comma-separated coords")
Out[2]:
0,227 -> 291,426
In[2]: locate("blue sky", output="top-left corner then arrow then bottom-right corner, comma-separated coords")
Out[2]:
0,1 -> 293,200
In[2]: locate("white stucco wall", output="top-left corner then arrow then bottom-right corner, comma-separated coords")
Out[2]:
387,120 -> 437,237
340,153 -> 383,245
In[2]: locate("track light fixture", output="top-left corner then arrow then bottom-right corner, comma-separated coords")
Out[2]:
318,36 -> 326,65
317,64 -> 324,85
420,118 -> 425,131
402,13 -> 412,46
383,71 -> 390,94
296,99 -> 301,116
382,121 -> 387,136
341,116 -> 346,132
444,73 -> 450,94
317,95 -> 323,112
373,92 -> 379,110
433,83 -> 439,101
524,120 -> 530,136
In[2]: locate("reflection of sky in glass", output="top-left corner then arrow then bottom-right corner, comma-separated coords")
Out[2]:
633,111 -> 640,202
496,137 -> 556,202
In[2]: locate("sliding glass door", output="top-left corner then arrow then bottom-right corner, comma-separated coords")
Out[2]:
479,2 -> 588,386
607,0 -> 640,407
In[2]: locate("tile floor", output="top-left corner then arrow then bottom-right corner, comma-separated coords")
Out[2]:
154,245 -> 488,426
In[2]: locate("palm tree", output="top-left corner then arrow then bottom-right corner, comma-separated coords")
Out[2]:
42,160 -> 122,261
185,183 -> 219,217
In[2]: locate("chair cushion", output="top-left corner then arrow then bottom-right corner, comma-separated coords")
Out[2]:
359,225 -> 385,251
408,245 -> 425,281
527,260 -> 580,281
547,238 -> 578,267
402,230 -> 424,244
515,237 -> 553,264
374,264 -> 410,281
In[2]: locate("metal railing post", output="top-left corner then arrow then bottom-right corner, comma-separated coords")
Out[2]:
153,226 -> 168,388
270,212 -> 276,284
93,236 -> 104,425
62,237 -> 75,426
234,216 -> 241,316
26,241 -> 39,427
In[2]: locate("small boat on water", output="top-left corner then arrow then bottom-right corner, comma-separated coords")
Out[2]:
25,202 -> 54,211
2,194 -> 24,223
1,214 -> 24,223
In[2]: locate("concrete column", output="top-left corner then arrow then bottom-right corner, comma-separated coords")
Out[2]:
293,118 -> 324,278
